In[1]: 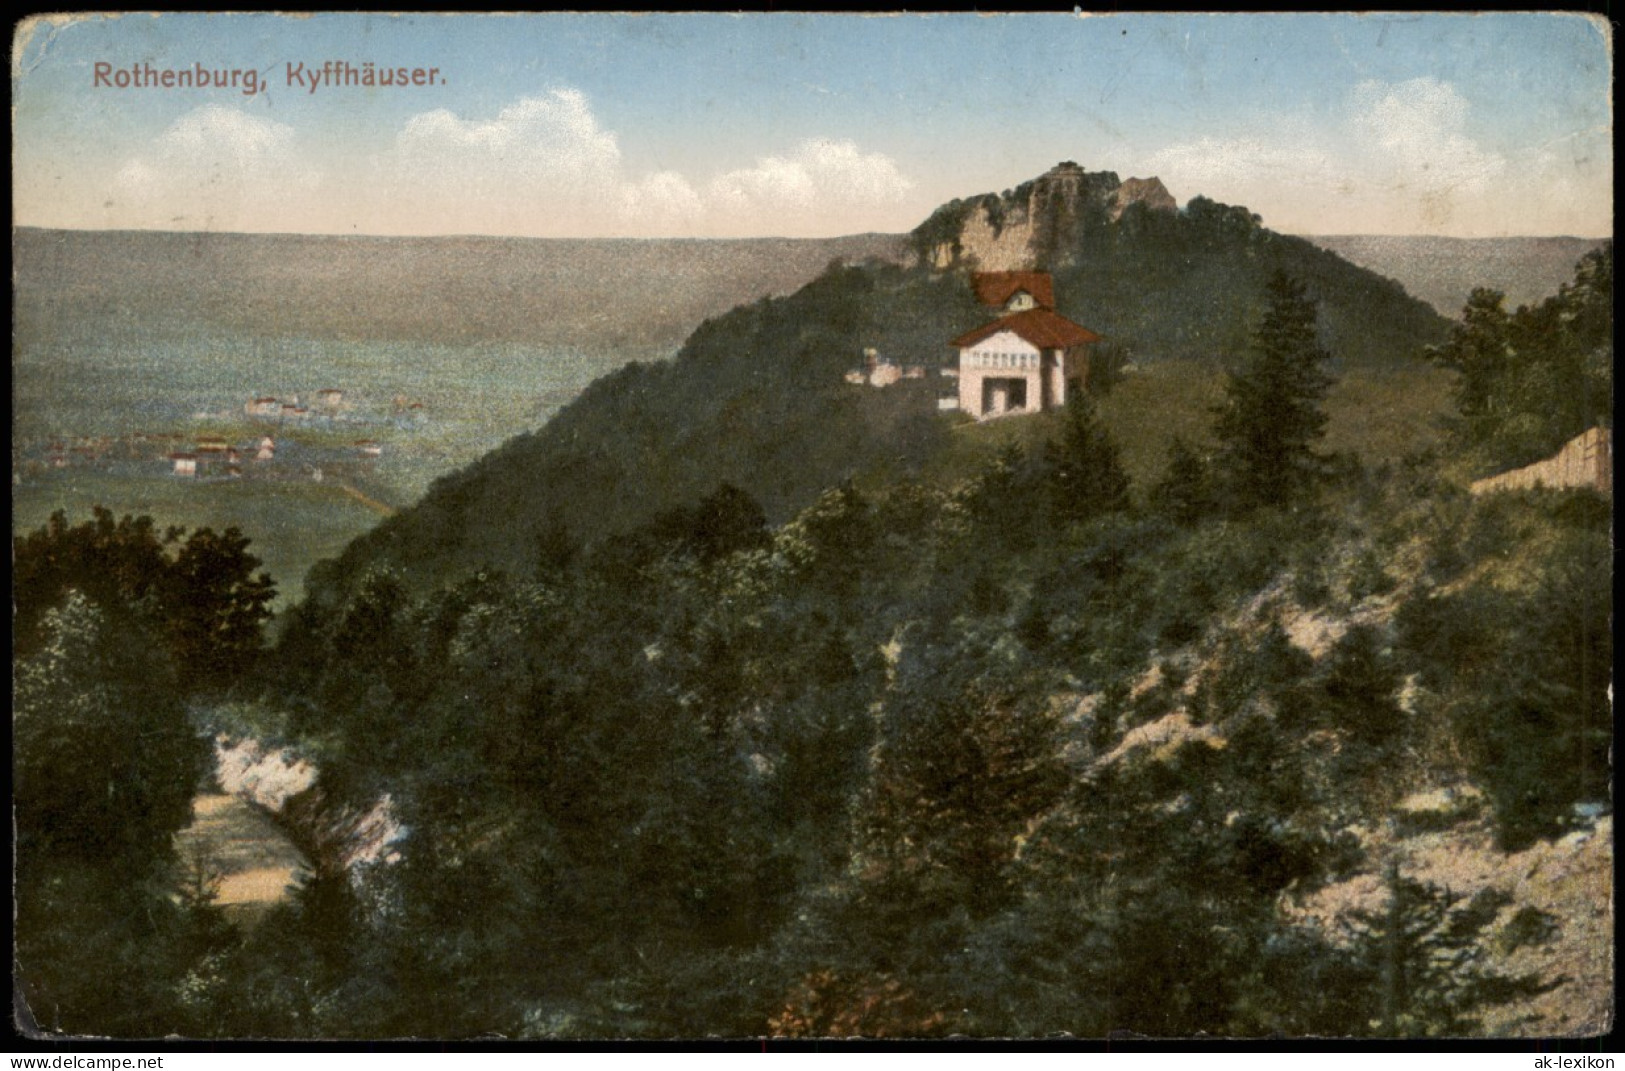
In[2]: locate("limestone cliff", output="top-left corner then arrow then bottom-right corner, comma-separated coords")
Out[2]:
913,161 -> 1178,271
213,735 -> 405,897
1111,176 -> 1177,220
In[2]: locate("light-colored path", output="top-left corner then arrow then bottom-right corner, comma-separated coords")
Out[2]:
338,482 -> 396,517
174,793 -> 309,918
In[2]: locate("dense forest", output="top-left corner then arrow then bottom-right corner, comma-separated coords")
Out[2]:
12,206 -> 1611,1035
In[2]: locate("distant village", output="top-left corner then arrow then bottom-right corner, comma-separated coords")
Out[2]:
12,387 -> 430,485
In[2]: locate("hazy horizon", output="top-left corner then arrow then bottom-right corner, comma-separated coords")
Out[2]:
11,222 -> 1614,243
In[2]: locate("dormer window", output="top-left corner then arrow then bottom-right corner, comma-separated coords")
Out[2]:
951,280 -> 1100,420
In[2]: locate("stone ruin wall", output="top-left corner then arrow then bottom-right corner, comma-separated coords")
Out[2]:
1470,426 -> 1612,495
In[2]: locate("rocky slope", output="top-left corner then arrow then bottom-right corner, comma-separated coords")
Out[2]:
1073,496 -> 1612,1038
1286,811 -> 1613,1037
209,736 -> 404,900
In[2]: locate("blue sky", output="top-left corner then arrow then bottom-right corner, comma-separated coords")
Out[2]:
11,12 -> 1613,238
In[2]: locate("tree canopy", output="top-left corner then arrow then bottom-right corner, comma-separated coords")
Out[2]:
13,507 -> 276,692
1211,272 -> 1336,511
1427,244 -> 1612,472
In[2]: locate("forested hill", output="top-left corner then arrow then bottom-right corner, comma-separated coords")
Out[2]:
304,163 -> 1449,598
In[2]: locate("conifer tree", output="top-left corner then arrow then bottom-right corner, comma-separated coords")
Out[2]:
1426,244 -> 1612,470
1150,435 -> 1217,526
1343,864 -> 1552,1036
1045,390 -> 1131,524
1425,288 -> 1515,442
1211,273 -> 1336,511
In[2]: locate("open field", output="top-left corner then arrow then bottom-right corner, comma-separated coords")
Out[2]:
11,333 -> 647,604
924,360 -> 1457,496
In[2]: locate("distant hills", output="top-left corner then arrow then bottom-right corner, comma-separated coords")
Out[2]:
1306,235 -> 1611,317
12,227 -> 906,353
15,222 -> 1602,360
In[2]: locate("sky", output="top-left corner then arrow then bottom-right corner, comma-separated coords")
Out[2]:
10,12 -> 1613,239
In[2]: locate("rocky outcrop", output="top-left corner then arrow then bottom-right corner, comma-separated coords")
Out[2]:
942,200 -> 1035,272
1111,176 -> 1177,220
210,736 -> 405,890
215,735 -> 317,811
916,161 -> 1178,272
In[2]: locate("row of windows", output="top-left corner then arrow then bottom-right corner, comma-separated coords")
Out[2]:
967,350 -> 1038,370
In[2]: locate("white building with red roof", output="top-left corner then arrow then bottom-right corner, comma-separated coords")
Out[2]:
951,272 -> 1100,418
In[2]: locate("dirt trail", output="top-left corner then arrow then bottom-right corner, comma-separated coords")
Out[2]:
338,482 -> 396,516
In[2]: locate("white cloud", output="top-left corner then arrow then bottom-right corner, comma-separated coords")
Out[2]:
618,170 -> 705,229
370,89 -> 627,234
709,138 -> 914,220
91,88 -> 919,237
107,105 -> 318,231
394,90 -> 622,187
160,104 -> 297,164
371,93 -> 915,236
1354,77 -> 1506,195
1147,134 -> 1341,190
1143,78 -> 1551,234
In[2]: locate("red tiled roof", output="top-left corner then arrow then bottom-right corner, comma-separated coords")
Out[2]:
972,271 -> 1055,310
950,307 -> 1102,350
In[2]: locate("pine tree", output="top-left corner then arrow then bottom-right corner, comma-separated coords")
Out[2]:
1426,244 -> 1613,470
1343,864 -> 1553,1036
855,670 -> 1069,918
1150,435 -> 1217,526
1425,287 -> 1514,442
1044,390 -> 1131,525
1211,273 -> 1336,511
